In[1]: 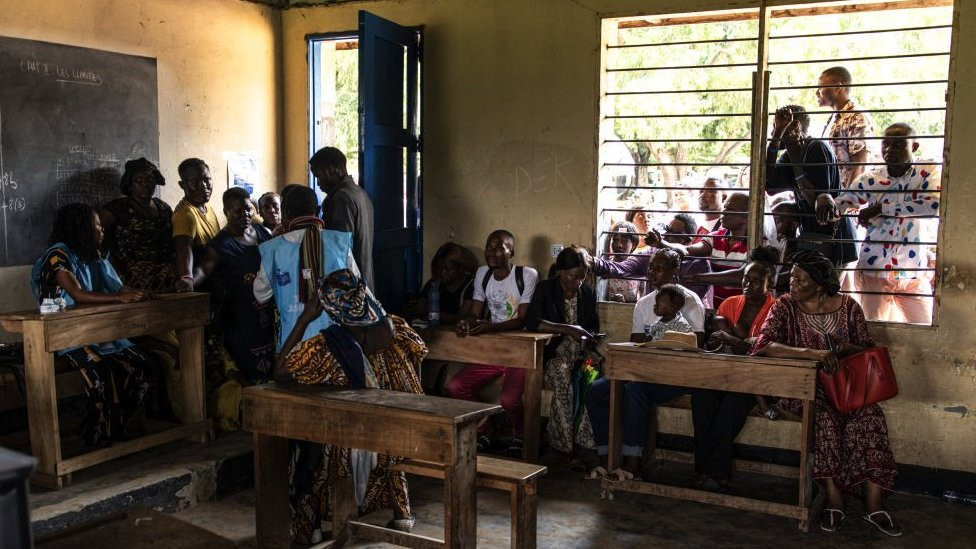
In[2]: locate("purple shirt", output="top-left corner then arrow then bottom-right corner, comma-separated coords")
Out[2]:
593,248 -> 714,309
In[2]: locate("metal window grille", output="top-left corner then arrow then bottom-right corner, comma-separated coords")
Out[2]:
597,0 -> 954,326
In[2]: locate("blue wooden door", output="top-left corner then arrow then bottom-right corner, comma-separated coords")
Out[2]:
358,11 -> 422,312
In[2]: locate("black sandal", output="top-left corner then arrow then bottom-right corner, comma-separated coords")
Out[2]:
862,510 -> 902,537
820,508 -> 845,532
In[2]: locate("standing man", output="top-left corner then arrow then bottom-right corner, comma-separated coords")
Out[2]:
817,66 -> 875,189
818,123 -> 939,324
257,191 -> 281,234
310,147 -> 375,290
173,158 -> 219,292
696,177 -> 724,240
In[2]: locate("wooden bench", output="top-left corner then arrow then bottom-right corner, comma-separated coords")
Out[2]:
0,293 -> 213,489
390,456 -> 547,549
420,328 -> 552,462
242,382 -> 501,549
602,343 -> 821,531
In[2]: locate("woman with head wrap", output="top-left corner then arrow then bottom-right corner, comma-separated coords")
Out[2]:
99,158 -> 176,291
275,269 -> 426,544
753,250 -> 901,536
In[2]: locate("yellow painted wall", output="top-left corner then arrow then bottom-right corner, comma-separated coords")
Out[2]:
282,0 -> 976,473
0,0 -> 281,324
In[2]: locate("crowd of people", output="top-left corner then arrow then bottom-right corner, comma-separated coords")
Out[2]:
28,65 -> 926,538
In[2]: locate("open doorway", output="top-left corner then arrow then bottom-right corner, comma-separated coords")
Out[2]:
308,33 -> 359,199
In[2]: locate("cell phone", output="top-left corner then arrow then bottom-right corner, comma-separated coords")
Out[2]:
591,332 -> 608,339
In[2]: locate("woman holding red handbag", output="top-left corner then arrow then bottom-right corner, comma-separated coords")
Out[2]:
753,251 -> 901,537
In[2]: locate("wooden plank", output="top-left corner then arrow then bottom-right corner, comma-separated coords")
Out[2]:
244,392 -> 459,463
798,400 -> 813,507
607,378 -> 624,473
56,421 -> 212,475
422,329 -> 548,370
23,320 -> 62,488
511,482 -> 537,549
346,521 -> 444,549
443,421 -> 478,549
244,384 -> 500,426
605,346 -> 817,400
603,478 -> 808,520
43,296 -> 210,352
0,293 -> 209,323
606,343 -> 816,369
391,456 -> 547,485
177,325 -> 209,443
521,341 -> 544,462
654,449 -> 800,479
253,433 -> 291,549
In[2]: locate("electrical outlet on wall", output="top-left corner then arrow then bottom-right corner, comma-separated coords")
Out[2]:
550,244 -> 564,257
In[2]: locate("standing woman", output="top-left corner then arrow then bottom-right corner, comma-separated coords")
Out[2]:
31,204 -> 152,446
203,187 -> 275,383
525,246 -> 599,457
753,251 -> 901,536
99,158 -> 176,292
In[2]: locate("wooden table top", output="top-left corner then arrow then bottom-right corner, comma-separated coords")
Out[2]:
605,342 -> 817,369
417,326 -> 554,342
244,382 -> 502,425
0,292 -> 209,323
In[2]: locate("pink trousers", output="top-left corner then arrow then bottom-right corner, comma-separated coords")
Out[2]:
446,364 -> 526,436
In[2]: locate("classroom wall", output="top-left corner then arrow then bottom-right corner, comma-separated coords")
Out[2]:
0,0 -> 281,324
282,0 -> 976,474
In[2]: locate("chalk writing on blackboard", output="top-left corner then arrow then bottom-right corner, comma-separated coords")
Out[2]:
20,57 -> 103,86
54,146 -> 123,210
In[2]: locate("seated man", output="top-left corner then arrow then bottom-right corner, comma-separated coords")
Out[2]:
817,122 -> 939,324
590,213 -> 713,307
648,193 -> 752,307
447,229 -> 539,457
585,249 -> 706,480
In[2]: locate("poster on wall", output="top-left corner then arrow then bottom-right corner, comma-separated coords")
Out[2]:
0,36 -> 159,267
226,152 -> 258,196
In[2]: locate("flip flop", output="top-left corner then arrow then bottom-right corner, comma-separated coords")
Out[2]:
862,510 -> 903,537
820,508 -> 845,532
606,467 -> 635,482
585,465 -> 607,480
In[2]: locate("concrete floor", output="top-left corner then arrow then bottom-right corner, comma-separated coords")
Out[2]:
172,458 -> 976,548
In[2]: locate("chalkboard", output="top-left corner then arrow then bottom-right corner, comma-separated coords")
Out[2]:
0,36 -> 159,267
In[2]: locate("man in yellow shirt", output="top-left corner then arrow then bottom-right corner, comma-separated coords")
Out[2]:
172,158 -> 220,292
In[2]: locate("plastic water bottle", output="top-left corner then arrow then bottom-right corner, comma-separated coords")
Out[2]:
942,490 -> 976,506
427,281 -> 441,326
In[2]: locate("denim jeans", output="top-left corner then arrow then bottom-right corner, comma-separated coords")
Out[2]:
586,377 -> 686,457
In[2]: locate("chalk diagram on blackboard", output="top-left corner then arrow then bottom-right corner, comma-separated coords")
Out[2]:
0,36 -> 159,267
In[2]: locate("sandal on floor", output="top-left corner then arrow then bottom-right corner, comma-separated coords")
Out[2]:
862,510 -> 902,537
585,466 -> 607,480
820,508 -> 845,532
505,437 -> 524,457
387,515 -> 416,533
606,467 -> 635,482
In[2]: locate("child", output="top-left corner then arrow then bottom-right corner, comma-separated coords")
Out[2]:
449,230 -> 539,456
31,203 -> 152,447
642,284 -> 693,341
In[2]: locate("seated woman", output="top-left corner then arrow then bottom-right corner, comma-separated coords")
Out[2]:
31,203 -> 152,447
200,188 -> 274,384
753,251 -> 901,536
277,269 -> 425,543
525,246 -> 600,459
410,242 -> 477,324
692,247 -> 779,493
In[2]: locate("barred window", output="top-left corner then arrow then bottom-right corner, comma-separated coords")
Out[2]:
597,0 -> 953,326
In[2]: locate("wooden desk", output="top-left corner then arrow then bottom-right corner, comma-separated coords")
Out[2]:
602,343 -> 820,531
242,383 -> 501,549
421,328 -> 552,462
0,293 -> 213,489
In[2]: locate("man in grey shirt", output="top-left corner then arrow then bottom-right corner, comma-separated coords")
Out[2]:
309,147 -> 375,289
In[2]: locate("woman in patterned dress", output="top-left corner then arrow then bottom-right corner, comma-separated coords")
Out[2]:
525,246 -> 599,456
752,251 -> 901,536
276,269 -> 425,544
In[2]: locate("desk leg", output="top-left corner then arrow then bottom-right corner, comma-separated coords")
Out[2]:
444,421 -> 478,549
522,345 -> 543,462
798,399 -> 814,531
511,481 -> 537,549
177,325 -> 210,442
254,433 -> 290,549
606,379 -> 623,473
24,321 -> 64,489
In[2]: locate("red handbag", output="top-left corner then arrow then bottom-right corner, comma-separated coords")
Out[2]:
817,346 -> 898,414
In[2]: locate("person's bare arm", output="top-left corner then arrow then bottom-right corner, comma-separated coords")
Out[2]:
274,295 -> 323,381
845,149 -> 869,188
469,303 -> 530,335
683,267 -> 744,286
646,228 -> 712,257
55,270 -> 148,304
756,341 -> 837,372
174,235 -> 195,292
